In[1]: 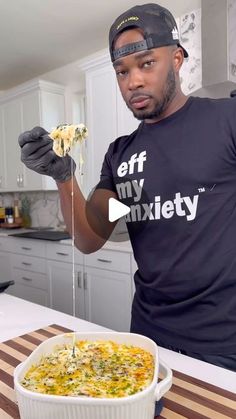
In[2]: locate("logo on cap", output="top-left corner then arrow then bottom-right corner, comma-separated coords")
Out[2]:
117,16 -> 139,31
172,27 -> 179,40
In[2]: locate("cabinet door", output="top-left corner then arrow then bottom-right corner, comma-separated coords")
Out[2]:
0,107 -> 7,190
75,270 -> 86,320
2,99 -> 25,191
0,251 -> 11,283
84,267 -> 132,332
1,82 -> 65,192
86,65 -> 117,192
21,90 -> 59,191
47,260 -> 85,317
39,90 -> 65,190
21,91 -> 44,190
7,281 -> 48,306
40,90 -> 65,132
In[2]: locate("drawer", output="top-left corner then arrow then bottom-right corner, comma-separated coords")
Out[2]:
0,236 -> 12,252
46,242 -> 83,265
12,268 -> 48,291
84,249 -> 131,273
9,237 -> 46,258
12,254 -> 47,274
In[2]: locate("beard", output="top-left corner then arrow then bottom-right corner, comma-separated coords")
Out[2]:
127,66 -> 176,121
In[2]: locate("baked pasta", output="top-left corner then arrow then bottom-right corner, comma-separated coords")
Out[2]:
49,124 -> 88,157
21,340 -> 154,398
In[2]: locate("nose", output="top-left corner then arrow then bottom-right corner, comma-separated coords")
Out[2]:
128,68 -> 144,90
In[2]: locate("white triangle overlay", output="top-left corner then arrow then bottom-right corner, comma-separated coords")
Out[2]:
108,197 -> 130,222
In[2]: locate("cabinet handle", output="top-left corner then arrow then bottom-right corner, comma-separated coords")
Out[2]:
77,271 -> 82,288
22,262 -> 32,266
0,176 -> 2,187
17,174 -> 24,188
22,276 -> 32,281
21,247 -> 32,251
20,174 -> 24,187
97,258 -> 112,263
83,272 -> 88,290
56,252 -> 69,256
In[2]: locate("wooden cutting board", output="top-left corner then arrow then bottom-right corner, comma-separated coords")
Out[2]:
0,324 -> 235,419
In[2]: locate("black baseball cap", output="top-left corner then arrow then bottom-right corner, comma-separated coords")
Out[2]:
109,3 -> 188,62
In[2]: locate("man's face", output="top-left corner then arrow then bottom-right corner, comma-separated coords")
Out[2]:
113,29 -> 177,122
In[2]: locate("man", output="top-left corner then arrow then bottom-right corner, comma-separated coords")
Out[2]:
19,4 -> 236,372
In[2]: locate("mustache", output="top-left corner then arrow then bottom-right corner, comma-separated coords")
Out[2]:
129,92 -> 153,104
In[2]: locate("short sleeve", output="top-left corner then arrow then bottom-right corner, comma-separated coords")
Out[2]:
95,142 -> 116,192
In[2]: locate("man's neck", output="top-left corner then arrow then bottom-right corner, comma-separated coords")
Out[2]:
145,92 -> 188,124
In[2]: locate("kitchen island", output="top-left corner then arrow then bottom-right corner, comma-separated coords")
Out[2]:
1,294 -> 235,391
0,294 -> 235,419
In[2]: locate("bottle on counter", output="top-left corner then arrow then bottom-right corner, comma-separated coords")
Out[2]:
21,196 -> 31,228
5,207 -> 14,224
0,207 -> 5,224
14,200 -> 23,226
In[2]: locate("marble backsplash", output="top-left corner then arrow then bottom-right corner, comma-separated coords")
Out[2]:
0,191 -> 65,229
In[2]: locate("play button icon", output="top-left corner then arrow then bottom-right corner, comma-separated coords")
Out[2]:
108,198 -> 130,222
85,176 -> 149,242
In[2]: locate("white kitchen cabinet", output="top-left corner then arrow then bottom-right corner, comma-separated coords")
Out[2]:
80,52 -> 139,194
0,79 -> 65,192
83,58 -> 117,193
46,242 -> 85,317
9,275 -> 49,306
0,109 -> 7,189
47,241 -> 133,329
47,260 -> 85,317
84,248 -> 132,332
1,99 -> 22,192
0,251 -> 11,283
0,237 -> 11,286
1,235 -> 133,330
6,237 -> 49,306
83,267 -> 131,332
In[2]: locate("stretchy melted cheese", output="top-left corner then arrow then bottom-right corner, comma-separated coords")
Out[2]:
49,124 -> 88,157
21,340 -> 154,398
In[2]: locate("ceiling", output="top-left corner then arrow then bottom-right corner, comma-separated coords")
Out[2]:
0,0 -> 200,91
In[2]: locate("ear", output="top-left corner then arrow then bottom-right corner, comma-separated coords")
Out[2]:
172,47 -> 184,72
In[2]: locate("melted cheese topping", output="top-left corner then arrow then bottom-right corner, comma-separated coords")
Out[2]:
49,124 -> 88,157
21,340 -> 154,398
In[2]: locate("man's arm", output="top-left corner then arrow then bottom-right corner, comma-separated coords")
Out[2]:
18,126 -> 118,254
57,177 -> 118,253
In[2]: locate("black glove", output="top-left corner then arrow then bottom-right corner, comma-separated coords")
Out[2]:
18,126 -> 76,183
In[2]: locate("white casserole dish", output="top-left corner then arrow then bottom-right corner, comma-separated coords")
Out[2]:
14,332 -> 172,419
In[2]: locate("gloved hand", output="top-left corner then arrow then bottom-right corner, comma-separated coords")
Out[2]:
18,126 -> 76,183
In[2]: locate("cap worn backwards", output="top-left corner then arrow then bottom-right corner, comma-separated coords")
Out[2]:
109,3 -> 188,62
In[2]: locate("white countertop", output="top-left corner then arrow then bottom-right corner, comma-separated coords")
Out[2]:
0,229 -> 133,252
60,238 -> 133,252
0,294 -> 235,393
0,228 -> 29,237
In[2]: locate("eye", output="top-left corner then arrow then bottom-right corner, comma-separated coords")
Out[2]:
116,69 -> 128,78
142,60 -> 155,68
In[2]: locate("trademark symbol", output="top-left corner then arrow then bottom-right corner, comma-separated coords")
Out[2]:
198,187 -> 205,193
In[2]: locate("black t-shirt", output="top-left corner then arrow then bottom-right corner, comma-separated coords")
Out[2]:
100,96 -> 236,354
